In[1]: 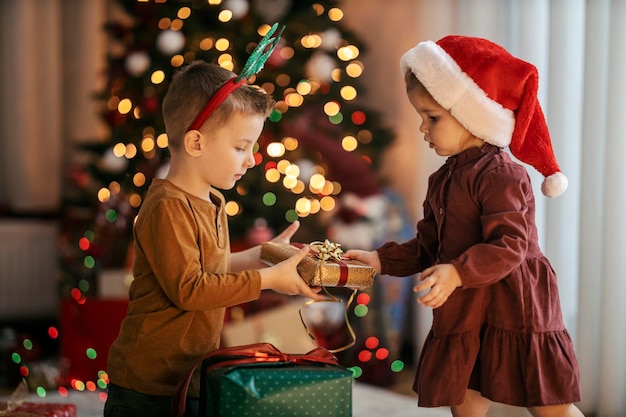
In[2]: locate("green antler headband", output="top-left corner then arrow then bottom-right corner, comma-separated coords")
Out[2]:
186,23 -> 284,132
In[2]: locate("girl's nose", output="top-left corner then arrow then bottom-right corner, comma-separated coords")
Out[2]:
245,150 -> 256,168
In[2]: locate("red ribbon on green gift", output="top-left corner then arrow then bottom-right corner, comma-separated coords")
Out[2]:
171,343 -> 340,417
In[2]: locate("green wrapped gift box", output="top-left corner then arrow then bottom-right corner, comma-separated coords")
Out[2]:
171,343 -> 353,417
201,361 -> 352,417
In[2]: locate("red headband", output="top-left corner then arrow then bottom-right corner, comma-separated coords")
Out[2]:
186,77 -> 247,132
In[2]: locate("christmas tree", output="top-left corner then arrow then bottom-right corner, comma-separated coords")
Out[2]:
60,0 -> 395,299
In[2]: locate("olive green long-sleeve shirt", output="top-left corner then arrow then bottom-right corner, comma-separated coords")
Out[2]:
107,179 -> 261,397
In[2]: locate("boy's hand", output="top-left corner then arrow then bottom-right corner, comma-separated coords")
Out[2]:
259,245 -> 325,300
343,249 -> 381,273
271,220 -> 300,244
414,263 -> 462,308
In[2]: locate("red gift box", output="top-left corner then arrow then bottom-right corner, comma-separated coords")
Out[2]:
0,401 -> 76,417
60,298 -> 128,383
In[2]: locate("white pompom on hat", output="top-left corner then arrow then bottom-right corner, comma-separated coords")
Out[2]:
400,35 -> 567,198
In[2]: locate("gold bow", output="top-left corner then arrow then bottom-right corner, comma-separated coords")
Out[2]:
309,239 -> 344,262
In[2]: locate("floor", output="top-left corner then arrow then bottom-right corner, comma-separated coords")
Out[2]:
0,369 -> 532,417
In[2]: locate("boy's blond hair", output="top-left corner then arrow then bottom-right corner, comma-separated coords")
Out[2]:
162,61 -> 275,150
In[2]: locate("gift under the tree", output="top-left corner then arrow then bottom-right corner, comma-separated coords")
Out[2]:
260,241 -> 375,289
0,401 -> 77,417
171,343 -> 353,417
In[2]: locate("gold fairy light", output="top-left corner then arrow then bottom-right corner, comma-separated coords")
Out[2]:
98,188 -> 111,203
266,142 -> 285,157
225,201 -> 240,216
170,19 -> 184,31
342,135 -> 358,151
296,81 -> 312,95
285,92 -> 304,107
292,180 -> 305,194
156,133 -> 168,148
310,173 -> 326,189
283,176 -> 298,189
171,55 -> 185,67
340,85 -> 357,101
280,46 -> 294,60
324,101 -> 340,116
295,197 -> 312,215
265,168 -> 281,183
285,164 -> 300,177
151,70 -> 165,84
322,180 -> 335,195
200,38 -> 214,50
320,196 -> 336,211
113,143 -> 126,157
218,10 -> 232,22
208,0 -> 222,5
129,194 -> 142,208
337,45 -> 359,61
109,181 -> 121,194
331,69 -> 343,82
141,137 -> 155,152
332,181 -> 342,194
125,143 -> 138,159
282,136 -> 298,150
177,7 -> 191,19
309,199 -> 321,214
276,74 -> 291,86
346,61 -> 363,77
312,4 -> 325,16
118,99 -> 132,114
218,53 -> 233,65
133,172 -> 146,187
133,107 -> 142,119
158,18 -> 171,30
276,159 -> 291,174
215,38 -> 230,51
328,7 -> 344,21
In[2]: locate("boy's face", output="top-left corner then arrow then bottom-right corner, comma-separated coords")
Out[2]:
199,112 -> 264,190
408,89 -> 483,157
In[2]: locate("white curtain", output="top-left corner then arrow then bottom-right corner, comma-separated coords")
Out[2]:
343,0 -> 626,416
0,0 -> 106,211
0,0 -> 63,212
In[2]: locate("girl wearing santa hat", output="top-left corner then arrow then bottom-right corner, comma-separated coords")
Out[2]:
345,35 -> 583,417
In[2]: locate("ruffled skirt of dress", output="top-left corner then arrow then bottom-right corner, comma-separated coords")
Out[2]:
412,257 -> 581,407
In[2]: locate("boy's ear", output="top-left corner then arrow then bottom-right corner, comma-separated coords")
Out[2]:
183,130 -> 203,156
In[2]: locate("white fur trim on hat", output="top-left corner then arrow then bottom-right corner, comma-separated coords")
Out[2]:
541,172 -> 568,198
400,41 -> 514,147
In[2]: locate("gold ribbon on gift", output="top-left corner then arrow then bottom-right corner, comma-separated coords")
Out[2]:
0,379 -> 40,417
299,240 -> 358,353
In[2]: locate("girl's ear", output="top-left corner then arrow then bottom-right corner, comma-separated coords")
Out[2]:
183,130 -> 203,156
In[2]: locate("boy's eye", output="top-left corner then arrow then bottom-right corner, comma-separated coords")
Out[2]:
428,116 -> 438,122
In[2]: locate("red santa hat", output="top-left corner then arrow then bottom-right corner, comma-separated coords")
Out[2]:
400,35 -> 567,197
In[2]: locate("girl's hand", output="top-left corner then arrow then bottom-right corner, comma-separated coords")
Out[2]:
259,246 -> 325,300
343,249 -> 381,273
414,263 -> 462,308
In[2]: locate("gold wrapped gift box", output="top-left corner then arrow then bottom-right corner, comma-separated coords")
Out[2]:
260,242 -> 375,289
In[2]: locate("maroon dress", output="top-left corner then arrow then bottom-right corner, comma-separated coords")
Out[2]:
377,144 -> 581,407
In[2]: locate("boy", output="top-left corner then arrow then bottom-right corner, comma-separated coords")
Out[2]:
104,61 -> 324,417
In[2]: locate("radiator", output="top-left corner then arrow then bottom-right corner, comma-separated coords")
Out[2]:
0,220 -> 59,319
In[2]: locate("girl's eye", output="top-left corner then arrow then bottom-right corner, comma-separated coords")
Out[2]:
236,147 -> 245,152
428,116 -> 438,123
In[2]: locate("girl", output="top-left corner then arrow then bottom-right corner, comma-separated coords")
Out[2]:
345,35 -> 584,417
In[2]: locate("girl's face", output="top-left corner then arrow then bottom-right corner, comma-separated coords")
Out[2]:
408,88 -> 484,157
198,112 -> 264,190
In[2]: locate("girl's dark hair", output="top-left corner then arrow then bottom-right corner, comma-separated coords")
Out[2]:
162,61 -> 275,149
